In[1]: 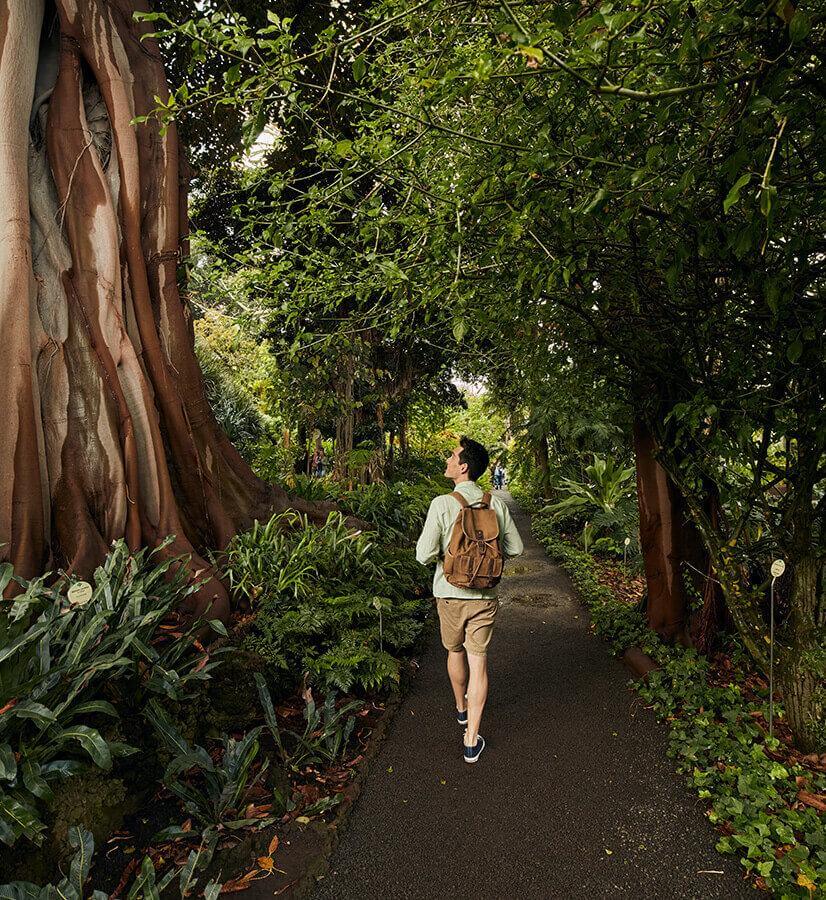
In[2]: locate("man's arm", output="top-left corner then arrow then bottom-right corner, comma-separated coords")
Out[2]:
500,504 -> 524,558
415,498 -> 443,566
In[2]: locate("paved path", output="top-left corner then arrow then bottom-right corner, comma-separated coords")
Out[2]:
311,493 -> 750,899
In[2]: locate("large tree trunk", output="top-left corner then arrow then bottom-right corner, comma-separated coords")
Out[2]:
633,419 -> 695,642
0,0 -> 333,619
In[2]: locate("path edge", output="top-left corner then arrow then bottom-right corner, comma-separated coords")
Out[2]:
272,620 -> 436,900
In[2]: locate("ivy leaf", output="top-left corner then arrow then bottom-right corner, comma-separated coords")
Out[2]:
788,10 -> 811,43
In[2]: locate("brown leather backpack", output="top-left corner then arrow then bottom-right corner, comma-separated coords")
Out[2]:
443,491 -> 504,590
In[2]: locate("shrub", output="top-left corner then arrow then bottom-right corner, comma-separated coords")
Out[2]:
540,454 -> 639,553
218,511 -> 428,695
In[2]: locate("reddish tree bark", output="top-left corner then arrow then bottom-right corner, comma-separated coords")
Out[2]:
633,419 -> 697,642
0,0 -> 335,618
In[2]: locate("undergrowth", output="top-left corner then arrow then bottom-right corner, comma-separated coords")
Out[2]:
532,514 -> 826,899
218,510 -> 429,694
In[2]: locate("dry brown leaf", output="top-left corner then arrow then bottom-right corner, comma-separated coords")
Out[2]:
268,834 -> 280,856
797,790 -> 826,812
257,856 -> 274,871
220,870 -> 258,893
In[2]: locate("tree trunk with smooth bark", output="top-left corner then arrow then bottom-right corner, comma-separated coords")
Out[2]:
0,0 -> 334,619
633,419 -> 694,642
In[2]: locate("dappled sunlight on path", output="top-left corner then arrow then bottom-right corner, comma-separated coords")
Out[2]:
307,493 -> 750,900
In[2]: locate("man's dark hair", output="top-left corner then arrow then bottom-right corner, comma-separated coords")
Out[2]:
459,436 -> 490,481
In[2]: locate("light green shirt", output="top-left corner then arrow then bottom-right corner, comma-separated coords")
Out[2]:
415,481 -> 524,599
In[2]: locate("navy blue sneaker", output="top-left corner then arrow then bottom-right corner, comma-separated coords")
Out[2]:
456,708 -> 468,726
463,735 -> 485,764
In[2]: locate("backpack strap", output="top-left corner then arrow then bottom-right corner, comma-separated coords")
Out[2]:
481,491 -> 492,507
451,490 -> 469,508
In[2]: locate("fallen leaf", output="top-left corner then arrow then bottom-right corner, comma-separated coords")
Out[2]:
797,791 -> 826,812
220,869 -> 258,893
268,834 -> 279,855
257,856 -> 274,871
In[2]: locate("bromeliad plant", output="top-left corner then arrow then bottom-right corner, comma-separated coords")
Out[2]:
0,539 -> 225,848
542,454 -> 637,552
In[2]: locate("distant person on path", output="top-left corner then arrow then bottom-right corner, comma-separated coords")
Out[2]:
415,436 -> 523,763
493,461 -> 505,490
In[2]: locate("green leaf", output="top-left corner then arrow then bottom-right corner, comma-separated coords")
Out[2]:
786,339 -> 802,363
519,46 -> 544,64
452,319 -> 467,343
0,792 -> 46,846
0,745 -> 16,782
145,699 -> 191,757
11,701 -> 56,726
20,753 -> 52,802
584,188 -> 609,215
68,826 -> 95,894
334,140 -> 353,158
58,725 -> 112,771
788,10 -> 811,42
353,56 -> 366,83
723,174 -> 751,213
0,563 -> 14,597
68,700 -> 119,720
207,619 -> 228,637
127,856 -> 160,900
0,882 -> 43,899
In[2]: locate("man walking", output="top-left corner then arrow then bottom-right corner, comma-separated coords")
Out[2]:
416,436 -> 523,763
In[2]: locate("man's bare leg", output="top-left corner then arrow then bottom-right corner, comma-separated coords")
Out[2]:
464,651 -> 488,746
447,649 -> 469,713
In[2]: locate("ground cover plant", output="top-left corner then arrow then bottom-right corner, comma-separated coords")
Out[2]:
532,513 -> 826,897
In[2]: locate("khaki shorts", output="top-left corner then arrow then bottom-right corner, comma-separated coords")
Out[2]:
436,598 -> 499,656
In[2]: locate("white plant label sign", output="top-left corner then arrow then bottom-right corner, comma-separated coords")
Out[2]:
67,581 -> 93,606
770,559 -> 785,579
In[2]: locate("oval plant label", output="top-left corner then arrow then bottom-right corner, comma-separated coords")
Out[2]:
770,559 -> 786,578
67,581 -> 93,606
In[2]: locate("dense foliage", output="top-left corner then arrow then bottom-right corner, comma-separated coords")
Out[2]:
219,489 -> 432,692
0,540 -> 223,850
142,0 -> 825,751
